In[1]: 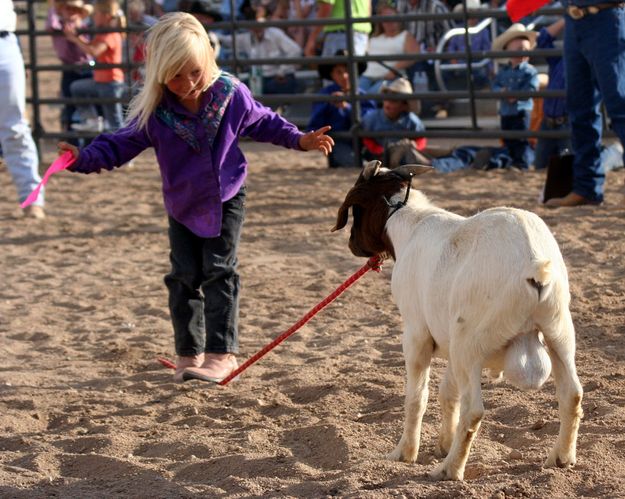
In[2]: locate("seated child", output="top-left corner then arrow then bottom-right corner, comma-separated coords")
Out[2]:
46,0 -> 94,133
491,23 -> 539,170
361,77 -> 426,168
308,50 -> 376,167
64,0 -> 126,132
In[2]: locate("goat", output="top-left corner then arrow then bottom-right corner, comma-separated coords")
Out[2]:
332,161 -> 583,480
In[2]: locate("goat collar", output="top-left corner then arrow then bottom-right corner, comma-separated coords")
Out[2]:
384,173 -> 414,220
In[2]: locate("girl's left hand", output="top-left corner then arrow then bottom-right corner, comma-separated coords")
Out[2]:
299,126 -> 334,156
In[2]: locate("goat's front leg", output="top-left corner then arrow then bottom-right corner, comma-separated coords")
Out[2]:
388,331 -> 434,463
430,360 -> 483,481
436,368 -> 459,458
541,309 -> 583,468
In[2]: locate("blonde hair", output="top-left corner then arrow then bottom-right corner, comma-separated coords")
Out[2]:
93,0 -> 126,30
125,12 -> 220,130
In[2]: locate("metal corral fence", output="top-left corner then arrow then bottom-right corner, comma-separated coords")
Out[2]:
20,0 -> 570,158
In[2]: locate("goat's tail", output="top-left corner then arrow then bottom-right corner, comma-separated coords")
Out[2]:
503,330 -> 552,391
526,258 -> 553,301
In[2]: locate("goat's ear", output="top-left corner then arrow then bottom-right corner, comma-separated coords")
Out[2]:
394,164 -> 434,180
362,160 -> 382,180
331,200 -> 351,232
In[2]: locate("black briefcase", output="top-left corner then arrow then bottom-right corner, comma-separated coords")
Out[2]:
542,154 -> 574,203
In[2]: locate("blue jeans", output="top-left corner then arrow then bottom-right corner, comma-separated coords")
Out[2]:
70,78 -> 125,131
564,7 -> 625,202
164,187 -> 246,356
0,33 -> 42,206
432,146 -> 512,173
262,74 -> 297,94
328,139 -> 356,167
501,111 -> 534,169
61,69 -> 92,130
534,119 -> 571,170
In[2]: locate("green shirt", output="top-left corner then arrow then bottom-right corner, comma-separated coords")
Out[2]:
321,0 -> 372,34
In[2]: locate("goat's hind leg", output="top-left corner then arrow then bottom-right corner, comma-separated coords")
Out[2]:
430,354 -> 483,481
435,368 -> 459,458
388,329 -> 434,463
539,308 -> 583,468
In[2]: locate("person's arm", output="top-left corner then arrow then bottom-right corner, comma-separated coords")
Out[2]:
58,121 -> 152,173
64,28 -> 109,58
304,0 -> 333,56
546,18 -> 565,38
273,28 -> 302,75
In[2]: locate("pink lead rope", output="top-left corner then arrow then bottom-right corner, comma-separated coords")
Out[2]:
157,255 -> 384,385
21,151 -> 76,208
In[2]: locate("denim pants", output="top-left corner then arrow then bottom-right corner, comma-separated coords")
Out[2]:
328,139 -> 356,167
164,187 -> 246,356
564,7 -> 625,202
0,33 -> 42,206
70,78 -> 125,131
501,111 -> 534,169
533,119 -> 571,170
61,69 -> 93,130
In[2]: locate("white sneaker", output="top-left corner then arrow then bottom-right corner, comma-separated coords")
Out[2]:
71,117 -> 104,132
601,142 -> 624,172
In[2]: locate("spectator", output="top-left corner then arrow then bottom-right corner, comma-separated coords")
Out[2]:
308,50 -> 376,167
545,1 -> 625,207
396,0 -> 454,118
1,0 -> 44,218
127,0 -> 158,88
533,18 -> 569,170
304,0 -> 371,57
446,0 -> 491,90
286,0 -> 316,49
361,77 -> 427,167
65,0 -> 126,132
491,23 -> 539,170
220,10 -> 302,96
47,0 -> 94,133
358,0 -> 420,94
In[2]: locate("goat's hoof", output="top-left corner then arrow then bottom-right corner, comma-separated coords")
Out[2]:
545,448 -> 576,469
429,462 -> 463,481
387,445 -> 417,463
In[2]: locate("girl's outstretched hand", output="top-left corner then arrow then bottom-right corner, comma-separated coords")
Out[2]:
299,126 -> 334,156
58,141 -> 79,159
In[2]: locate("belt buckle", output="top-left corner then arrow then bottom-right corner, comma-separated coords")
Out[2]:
567,5 -> 585,19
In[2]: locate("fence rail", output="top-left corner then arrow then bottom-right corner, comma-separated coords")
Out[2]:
22,0 -> 572,157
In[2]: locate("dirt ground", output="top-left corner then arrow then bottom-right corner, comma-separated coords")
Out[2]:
1,137 -> 625,498
1,15 -> 625,498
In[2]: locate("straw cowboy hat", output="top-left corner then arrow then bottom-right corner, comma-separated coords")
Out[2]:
381,77 -> 421,115
452,0 -> 486,13
61,0 -> 94,17
492,23 -> 538,52
317,49 -> 367,81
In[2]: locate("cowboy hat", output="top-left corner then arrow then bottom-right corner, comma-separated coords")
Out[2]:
452,0 -> 486,13
60,0 -> 94,17
381,77 -> 421,115
186,0 -> 223,22
318,49 -> 367,81
492,23 -> 537,52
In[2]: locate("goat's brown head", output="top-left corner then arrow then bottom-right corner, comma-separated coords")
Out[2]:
332,161 -> 432,259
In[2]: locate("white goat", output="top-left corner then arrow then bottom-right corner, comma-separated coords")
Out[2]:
332,162 -> 583,481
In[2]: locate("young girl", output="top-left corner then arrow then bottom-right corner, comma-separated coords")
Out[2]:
63,0 -> 126,131
58,12 -> 334,384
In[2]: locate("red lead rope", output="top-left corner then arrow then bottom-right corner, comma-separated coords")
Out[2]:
217,254 -> 384,385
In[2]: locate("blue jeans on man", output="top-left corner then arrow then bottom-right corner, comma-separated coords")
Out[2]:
564,7 -> 625,202
165,187 -> 246,357
71,78 -> 125,131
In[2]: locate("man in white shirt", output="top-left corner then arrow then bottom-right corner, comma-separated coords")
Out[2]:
0,0 -> 44,218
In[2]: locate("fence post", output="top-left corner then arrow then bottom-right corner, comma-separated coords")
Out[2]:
343,0 -> 363,168
27,0 -> 43,157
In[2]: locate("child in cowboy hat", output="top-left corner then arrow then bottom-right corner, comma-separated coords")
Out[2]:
308,49 -> 376,167
361,77 -> 427,168
491,23 -> 539,170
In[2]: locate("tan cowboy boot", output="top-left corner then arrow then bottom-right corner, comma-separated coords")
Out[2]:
173,353 -> 205,383
182,353 -> 238,383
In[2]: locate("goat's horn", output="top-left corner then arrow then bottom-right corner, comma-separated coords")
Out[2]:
394,164 -> 434,179
362,160 -> 382,180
